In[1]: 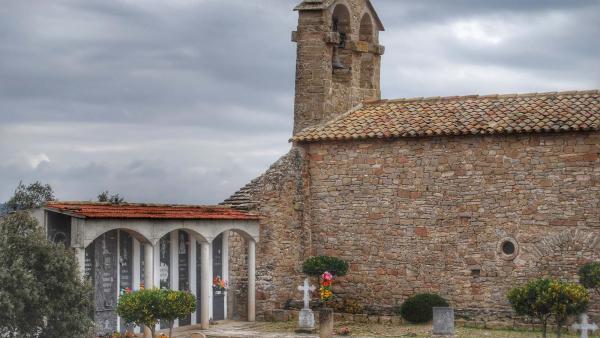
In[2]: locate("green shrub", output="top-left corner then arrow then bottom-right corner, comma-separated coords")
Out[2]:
158,289 -> 196,338
508,278 -> 589,338
395,293 -> 449,323
579,262 -> 600,294
117,288 -> 162,338
117,288 -> 196,338
302,256 -> 349,277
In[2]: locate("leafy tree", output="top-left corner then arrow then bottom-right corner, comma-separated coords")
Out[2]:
117,288 -> 162,338
508,278 -> 589,338
117,289 -> 196,338
158,289 -> 196,338
5,181 -> 55,212
0,212 -> 93,337
579,262 -> 600,295
547,280 -> 589,338
508,278 -> 553,338
302,256 -> 349,277
97,190 -> 125,204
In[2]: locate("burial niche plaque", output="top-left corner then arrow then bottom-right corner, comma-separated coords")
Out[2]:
94,230 -> 118,335
432,307 -> 454,336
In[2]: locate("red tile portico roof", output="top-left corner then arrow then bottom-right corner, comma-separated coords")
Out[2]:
45,201 -> 259,220
291,90 -> 600,142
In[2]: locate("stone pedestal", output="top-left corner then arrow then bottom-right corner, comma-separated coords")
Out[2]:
319,308 -> 334,338
296,308 -> 316,333
432,307 -> 454,336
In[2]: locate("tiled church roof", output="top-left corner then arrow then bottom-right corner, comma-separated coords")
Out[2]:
45,201 -> 259,220
291,90 -> 600,142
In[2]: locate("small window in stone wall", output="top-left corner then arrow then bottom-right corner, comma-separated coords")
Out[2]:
498,237 -> 519,260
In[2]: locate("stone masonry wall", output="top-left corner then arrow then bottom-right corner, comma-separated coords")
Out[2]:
302,131 -> 600,319
225,148 -> 311,320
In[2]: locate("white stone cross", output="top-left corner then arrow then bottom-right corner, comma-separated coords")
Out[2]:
297,277 -> 316,309
572,314 -> 598,338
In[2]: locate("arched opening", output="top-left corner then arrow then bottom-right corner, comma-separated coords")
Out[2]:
219,228 -> 257,321
359,13 -> 375,89
85,228 -> 151,335
331,3 -> 352,77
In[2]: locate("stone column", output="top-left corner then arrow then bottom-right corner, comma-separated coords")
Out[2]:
190,236 -> 197,325
75,247 -> 86,279
143,243 -> 154,338
132,239 -> 141,290
248,239 -> 256,322
222,232 -> 229,319
319,308 -> 334,338
200,241 -> 210,329
144,244 -> 154,288
153,241 -> 160,289
170,231 -> 179,328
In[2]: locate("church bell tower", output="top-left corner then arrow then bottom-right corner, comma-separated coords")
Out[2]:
292,0 -> 385,134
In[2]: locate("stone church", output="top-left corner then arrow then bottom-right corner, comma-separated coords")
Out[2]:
223,0 -> 600,324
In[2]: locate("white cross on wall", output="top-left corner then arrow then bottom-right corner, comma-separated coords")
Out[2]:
571,314 -> 598,338
297,277 -> 316,310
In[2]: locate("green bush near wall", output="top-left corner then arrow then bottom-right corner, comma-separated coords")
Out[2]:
302,256 -> 349,277
394,293 -> 449,323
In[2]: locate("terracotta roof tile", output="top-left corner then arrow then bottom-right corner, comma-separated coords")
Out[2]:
45,201 -> 259,220
291,90 -> 600,142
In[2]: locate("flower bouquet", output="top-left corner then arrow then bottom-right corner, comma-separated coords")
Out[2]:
213,275 -> 228,295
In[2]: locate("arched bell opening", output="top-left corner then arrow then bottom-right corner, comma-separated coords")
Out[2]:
331,3 -> 352,78
359,13 -> 375,89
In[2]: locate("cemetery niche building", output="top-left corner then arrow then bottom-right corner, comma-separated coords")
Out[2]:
223,0 -> 600,326
35,202 -> 259,335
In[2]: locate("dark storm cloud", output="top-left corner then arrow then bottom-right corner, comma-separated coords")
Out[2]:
1,0 -> 599,204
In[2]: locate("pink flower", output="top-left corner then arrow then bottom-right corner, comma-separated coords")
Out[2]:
322,271 -> 333,281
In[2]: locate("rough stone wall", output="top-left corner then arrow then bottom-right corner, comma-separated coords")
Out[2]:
224,148 -> 311,320
293,0 -> 382,134
302,131 -> 600,318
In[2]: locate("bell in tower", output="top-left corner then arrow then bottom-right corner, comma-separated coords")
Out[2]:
331,17 -> 347,70
292,0 -> 385,134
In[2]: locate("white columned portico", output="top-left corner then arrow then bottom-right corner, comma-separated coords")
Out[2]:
248,239 -> 256,322
200,241 -> 211,329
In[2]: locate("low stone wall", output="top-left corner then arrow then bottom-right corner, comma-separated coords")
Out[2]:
262,309 -> 403,325
263,308 -> 600,331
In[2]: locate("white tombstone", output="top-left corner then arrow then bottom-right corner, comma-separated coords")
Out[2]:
296,278 -> 316,332
432,307 -> 454,336
571,313 -> 598,338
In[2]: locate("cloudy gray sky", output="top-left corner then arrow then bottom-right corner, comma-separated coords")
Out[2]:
1,0 -> 599,204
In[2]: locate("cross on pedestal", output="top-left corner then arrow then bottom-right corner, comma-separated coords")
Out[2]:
571,314 -> 598,338
297,278 -> 316,310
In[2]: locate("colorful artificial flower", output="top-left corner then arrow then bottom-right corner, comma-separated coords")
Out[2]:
213,275 -> 228,291
319,271 -> 334,302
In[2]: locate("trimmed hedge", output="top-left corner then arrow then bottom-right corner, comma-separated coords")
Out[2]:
302,256 -> 349,277
395,293 -> 449,323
